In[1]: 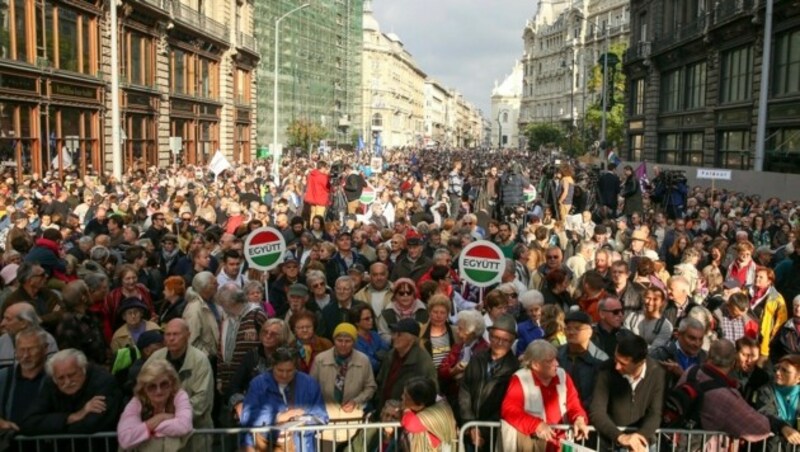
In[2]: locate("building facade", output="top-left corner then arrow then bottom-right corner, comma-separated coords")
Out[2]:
254,0 -> 362,153
361,1 -> 425,149
423,79 -> 452,147
519,0 -> 630,139
0,0 -> 259,178
491,61 -> 523,148
624,0 -> 800,173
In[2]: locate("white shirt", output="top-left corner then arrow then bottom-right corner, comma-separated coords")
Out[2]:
623,361 -> 648,392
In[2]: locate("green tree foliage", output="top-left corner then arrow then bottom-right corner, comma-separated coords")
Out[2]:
584,42 -> 628,151
524,123 -> 566,153
286,119 -> 327,151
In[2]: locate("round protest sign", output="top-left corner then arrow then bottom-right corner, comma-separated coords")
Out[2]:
458,240 -> 504,287
244,227 -> 287,272
360,185 -> 376,205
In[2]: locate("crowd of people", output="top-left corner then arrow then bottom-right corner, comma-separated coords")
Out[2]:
1,147 -> 800,451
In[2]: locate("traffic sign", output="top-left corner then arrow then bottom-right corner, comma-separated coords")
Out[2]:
458,240 -> 505,287
244,227 -> 287,272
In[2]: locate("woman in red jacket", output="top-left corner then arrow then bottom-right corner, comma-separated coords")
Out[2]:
303,161 -> 331,223
500,340 -> 589,451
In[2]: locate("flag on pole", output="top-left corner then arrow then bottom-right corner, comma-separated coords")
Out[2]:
356,135 -> 364,158
634,161 -> 650,191
608,150 -> 622,167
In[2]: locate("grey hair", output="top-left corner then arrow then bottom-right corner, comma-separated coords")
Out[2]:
15,303 -> 41,328
668,276 -> 690,292
707,339 -> 737,369
306,270 -> 326,285
335,275 -> 354,289
504,258 -> 516,274
456,310 -> 485,338
15,327 -> 48,349
678,317 -> 706,334
89,245 -> 110,263
519,290 -> 545,309
77,236 -> 94,247
793,294 -> 800,307
598,296 -> 622,311
243,280 -> 264,296
687,306 -> 713,329
262,318 -> 291,344
520,340 -> 558,369
15,262 -> 40,284
192,271 -> 216,293
45,349 -> 88,377
215,283 -> 247,307
84,272 -> 109,292
432,248 -> 451,261
137,238 -> 154,249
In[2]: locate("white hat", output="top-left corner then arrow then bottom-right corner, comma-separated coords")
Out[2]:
1,264 -> 19,285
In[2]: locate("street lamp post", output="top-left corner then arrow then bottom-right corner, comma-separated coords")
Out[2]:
497,109 -> 508,149
272,2 -> 310,182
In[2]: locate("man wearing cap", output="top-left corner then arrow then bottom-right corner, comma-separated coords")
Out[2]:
158,233 -> 184,276
347,263 -> 367,292
376,318 -> 436,412
390,235 -> 432,282
269,255 -> 304,318
623,228 -> 650,275
558,311 -> 608,407
0,263 -> 19,307
460,314 -> 519,451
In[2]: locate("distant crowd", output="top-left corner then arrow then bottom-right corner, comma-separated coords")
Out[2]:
0,147 -> 800,451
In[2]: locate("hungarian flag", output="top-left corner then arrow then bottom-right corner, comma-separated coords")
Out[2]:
608,151 -> 622,167
635,161 -> 650,191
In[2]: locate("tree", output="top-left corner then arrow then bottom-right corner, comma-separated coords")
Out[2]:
286,119 -> 327,151
523,123 -> 566,153
583,42 -> 628,154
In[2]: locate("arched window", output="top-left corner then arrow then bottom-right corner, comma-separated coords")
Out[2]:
502,112 -> 509,123
372,113 -> 383,127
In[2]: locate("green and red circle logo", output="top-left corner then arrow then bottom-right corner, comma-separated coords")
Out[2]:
360,186 -> 376,205
244,227 -> 286,271
524,185 -> 537,203
458,241 -> 504,287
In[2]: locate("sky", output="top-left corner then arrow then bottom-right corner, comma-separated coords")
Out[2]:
371,0 -> 537,117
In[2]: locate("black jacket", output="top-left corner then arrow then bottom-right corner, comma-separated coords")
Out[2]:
22,364 -> 122,434
597,171 -> 621,211
499,173 -> 527,208
590,358 -> 666,445
458,349 -> 519,422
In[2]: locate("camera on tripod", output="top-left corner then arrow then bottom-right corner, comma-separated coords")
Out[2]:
659,169 -> 687,188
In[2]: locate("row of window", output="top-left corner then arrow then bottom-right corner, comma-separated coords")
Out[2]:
630,29 -> 800,116
628,128 -> 800,171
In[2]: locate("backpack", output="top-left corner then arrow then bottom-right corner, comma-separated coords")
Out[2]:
662,365 -> 728,429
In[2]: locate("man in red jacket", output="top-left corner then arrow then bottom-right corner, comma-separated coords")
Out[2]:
303,161 -> 331,224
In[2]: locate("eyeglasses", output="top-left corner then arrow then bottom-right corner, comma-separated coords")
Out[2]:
311,282 -> 325,288
602,309 -> 625,316
145,380 -> 171,393
463,222 -> 473,225
503,292 -> 518,298
396,290 -> 414,296
489,334 -> 512,345
546,255 -> 560,259
565,326 -> 590,334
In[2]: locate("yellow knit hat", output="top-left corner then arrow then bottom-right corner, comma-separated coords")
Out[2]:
333,322 -> 358,341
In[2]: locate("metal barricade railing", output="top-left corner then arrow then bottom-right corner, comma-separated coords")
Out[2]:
11,423 -> 800,452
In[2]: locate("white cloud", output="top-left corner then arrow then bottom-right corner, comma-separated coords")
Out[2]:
372,0 -> 537,115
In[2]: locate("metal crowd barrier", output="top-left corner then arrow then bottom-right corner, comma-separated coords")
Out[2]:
11,422 -> 800,451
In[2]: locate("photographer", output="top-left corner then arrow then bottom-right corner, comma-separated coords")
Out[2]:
343,164 -> 366,214
652,167 -> 688,220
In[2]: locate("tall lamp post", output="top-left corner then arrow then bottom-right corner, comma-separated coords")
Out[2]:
273,2 -> 310,181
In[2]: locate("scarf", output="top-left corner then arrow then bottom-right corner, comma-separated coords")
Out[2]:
162,247 -> 179,265
407,401 -> 457,451
773,384 -> 800,423
333,353 -> 351,403
395,303 -> 416,320
297,339 -> 313,365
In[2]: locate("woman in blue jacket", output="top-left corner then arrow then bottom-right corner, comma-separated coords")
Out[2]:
240,347 -> 329,451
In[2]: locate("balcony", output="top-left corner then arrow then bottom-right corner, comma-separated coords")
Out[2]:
652,15 -> 706,52
237,32 -> 258,55
172,2 -> 229,43
713,0 -> 754,25
138,0 -> 170,13
624,41 -> 652,63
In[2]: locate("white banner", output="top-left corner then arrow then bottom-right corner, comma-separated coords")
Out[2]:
209,150 -> 231,176
696,168 -> 732,180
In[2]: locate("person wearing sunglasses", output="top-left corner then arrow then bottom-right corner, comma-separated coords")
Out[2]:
377,278 -> 429,344
590,296 -> 630,358
117,358 -> 192,451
